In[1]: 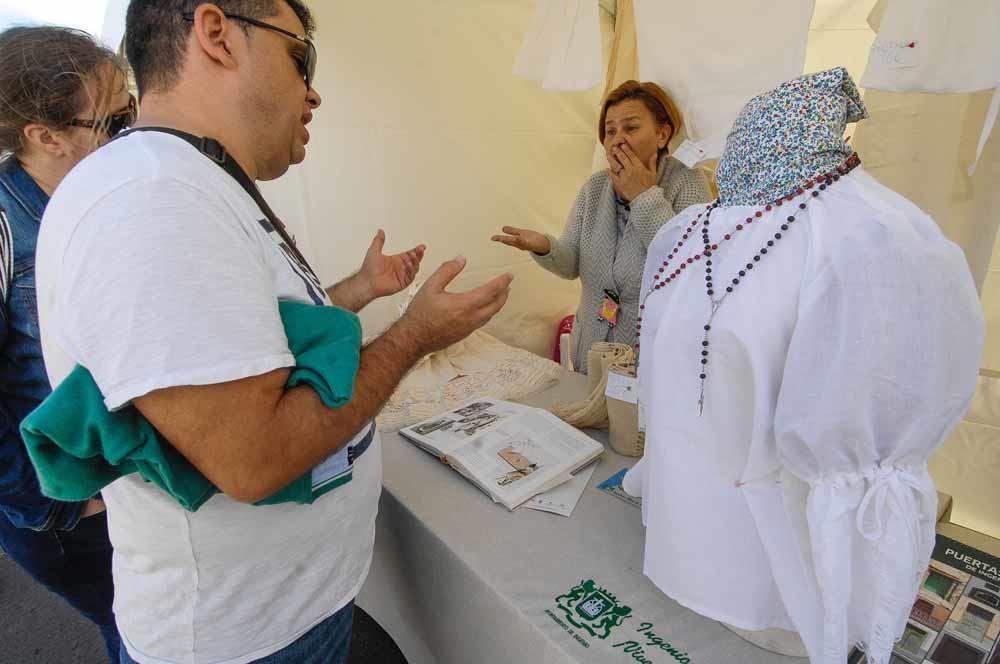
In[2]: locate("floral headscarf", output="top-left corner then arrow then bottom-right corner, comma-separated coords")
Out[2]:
716,67 -> 869,206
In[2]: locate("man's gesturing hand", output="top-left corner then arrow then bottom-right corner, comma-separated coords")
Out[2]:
400,256 -> 513,353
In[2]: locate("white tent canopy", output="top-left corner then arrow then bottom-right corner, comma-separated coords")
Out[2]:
7,0 -> 999,539
0,0 -> 108,38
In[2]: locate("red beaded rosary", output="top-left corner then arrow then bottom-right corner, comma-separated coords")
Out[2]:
636,153 -> 861,414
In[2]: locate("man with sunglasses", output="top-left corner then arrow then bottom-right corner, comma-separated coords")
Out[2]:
35,2 -> 512,664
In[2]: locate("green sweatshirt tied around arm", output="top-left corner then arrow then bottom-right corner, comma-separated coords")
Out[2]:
21,300 -> 362,511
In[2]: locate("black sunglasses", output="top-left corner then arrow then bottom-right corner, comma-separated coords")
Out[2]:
67,94 -> 137,138
182,12 -> 317,90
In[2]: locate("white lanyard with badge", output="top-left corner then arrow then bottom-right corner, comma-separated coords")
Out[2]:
311,424 -> 375,498
601,193 -> 633,329
599,197 -> 646,432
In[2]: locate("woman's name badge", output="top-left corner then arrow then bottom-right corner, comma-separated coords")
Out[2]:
599,289 -> 620,327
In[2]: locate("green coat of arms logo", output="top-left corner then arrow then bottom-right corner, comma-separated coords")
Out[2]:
555,579 -> 632,639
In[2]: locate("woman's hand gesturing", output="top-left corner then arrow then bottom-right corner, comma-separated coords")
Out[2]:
491,226 -> 551,255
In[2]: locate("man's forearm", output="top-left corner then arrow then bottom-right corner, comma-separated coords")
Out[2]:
244,321 -> 424,500
134,320 -> 427,504
325,274 -> 374,313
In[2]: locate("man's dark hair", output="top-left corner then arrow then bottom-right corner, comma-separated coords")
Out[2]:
125,1 -> 315,98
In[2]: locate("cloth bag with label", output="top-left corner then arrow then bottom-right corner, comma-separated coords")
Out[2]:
605,362 -> 644,457
550,342 -> 633,429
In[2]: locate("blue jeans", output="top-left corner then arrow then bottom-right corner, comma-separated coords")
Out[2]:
0,510 -> 120,662
119,599 -> 354,664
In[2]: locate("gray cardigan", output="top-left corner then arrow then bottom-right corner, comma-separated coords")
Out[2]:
533,155 -> 712,373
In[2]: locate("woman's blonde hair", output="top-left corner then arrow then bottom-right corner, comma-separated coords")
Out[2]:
599,80 -> 683,153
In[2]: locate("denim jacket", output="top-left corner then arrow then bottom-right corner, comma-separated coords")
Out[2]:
0,154 -> 83,531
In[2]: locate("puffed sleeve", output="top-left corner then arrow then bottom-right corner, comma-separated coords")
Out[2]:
772,187 -> 983,663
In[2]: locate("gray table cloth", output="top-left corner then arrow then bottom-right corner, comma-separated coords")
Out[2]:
358,372 -> 807,664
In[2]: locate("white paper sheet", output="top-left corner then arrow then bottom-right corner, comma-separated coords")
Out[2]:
605,371 -> 638,404
523,462 -> 598,517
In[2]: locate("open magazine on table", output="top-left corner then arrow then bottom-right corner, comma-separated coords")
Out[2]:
399,398 -> 604,511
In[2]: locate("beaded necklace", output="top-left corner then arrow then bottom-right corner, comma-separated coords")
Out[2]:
636,153 -> 861,414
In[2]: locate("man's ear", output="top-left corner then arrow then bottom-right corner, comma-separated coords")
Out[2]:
190,4 -> 242,75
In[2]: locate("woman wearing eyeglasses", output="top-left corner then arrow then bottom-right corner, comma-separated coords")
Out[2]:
492,80 -> 711,373
0,26 -> 134,663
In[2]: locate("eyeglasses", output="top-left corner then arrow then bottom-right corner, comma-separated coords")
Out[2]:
67,94 -> 137,137
182,12 -> 317,90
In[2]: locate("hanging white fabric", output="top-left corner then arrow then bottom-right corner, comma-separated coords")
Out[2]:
633,0 -> 814,160
513,0 -> 603,91
861,0 -> 1000,93
860,0 -> 1000,174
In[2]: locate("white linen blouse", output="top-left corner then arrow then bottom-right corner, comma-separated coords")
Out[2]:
624,168 -> 984,664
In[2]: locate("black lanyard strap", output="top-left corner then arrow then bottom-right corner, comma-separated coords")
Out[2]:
109,127 -> 317,277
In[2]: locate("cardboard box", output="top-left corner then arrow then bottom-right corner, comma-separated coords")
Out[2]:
938,492 -> 954,525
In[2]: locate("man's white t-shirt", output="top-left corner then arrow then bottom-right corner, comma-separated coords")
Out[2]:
35,131 -> 381,664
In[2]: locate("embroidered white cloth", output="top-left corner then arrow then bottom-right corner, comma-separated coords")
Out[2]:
376,330 -> 563,432
634,0 -> 814,158
861,0 -> 1000,94
624,168 -> 983,664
